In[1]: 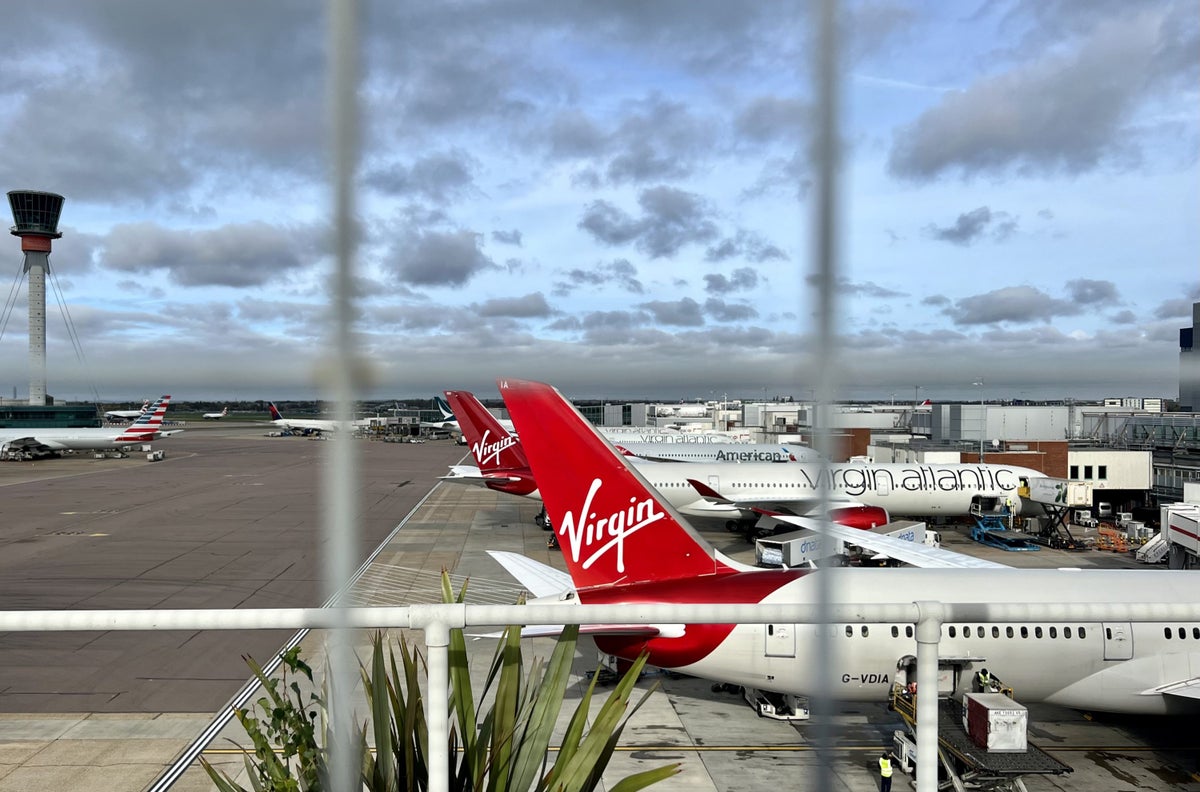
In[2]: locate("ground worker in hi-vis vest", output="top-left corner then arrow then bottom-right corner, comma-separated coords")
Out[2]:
878,750 -> 894,792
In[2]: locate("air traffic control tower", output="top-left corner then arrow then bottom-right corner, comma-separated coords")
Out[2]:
8,190 -> 64,406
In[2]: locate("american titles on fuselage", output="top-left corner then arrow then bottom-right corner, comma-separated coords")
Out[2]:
714,449 -> 793,462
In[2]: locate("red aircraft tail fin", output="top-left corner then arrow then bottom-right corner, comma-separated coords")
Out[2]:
498,378 -> 730,590
444,391 -> 528,472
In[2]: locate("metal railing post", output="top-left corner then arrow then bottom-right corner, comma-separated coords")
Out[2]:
914,601 -> 944,792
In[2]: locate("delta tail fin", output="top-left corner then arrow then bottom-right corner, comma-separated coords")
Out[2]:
498,378 -> 731,591
268,402 -> 284,421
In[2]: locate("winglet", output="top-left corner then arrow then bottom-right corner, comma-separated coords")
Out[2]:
498,378 -> 730,590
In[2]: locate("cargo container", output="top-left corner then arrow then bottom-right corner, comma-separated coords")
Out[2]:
962,693 -> 1027,753
1025,477 -> 1092,507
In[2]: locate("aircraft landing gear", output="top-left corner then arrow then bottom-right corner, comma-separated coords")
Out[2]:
725,519 -> 769,542
535,508 -> 551,530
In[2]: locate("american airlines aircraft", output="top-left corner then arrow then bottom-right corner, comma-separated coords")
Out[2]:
610,441 -> 818,464
0,395 -> 179,457
440,390 -> 1042,533
491,378 -> 1200,716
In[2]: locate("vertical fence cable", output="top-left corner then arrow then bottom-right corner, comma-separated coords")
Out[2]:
810,2 -> 843,790
325,1 -> 361,790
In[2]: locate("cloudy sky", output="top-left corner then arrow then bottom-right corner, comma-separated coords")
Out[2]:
0,1 -> 1195,404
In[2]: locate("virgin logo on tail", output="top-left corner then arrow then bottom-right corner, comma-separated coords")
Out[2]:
472,429 -> 518,469
560,477 -> 665,574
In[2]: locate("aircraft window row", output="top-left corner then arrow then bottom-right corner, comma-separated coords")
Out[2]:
851,625 -> 1089,640
1163,627 -> 1200,639
946,624 -> 1086,640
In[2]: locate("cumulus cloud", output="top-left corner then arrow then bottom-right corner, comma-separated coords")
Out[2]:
364,151 -> 478,204
99,221 -> 322,287
1065,278 -> 1119,306
1109,310 -> 1138,325
1154,298 -> 1197,320
705,230 -> 788,263
553,259 -> 643,296
942,285 -> 1079,325
541,93 -> 718,185
638,297 -> 705,327
805,275 -> 907,299
578,186 -> 720,258
924,207 -> 1017,246
735,96 -> 809,144
889,8 -> 1193,180
473,292 -> 552,318
383,228 -> 495,287
705,297 -> 758,322
704,267 -> 760,294
491,228 -> 523,246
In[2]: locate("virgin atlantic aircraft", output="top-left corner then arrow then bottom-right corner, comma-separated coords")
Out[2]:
441,388 -> 1044,536
490,378 -> 1200,715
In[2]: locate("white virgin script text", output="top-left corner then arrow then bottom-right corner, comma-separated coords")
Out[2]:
472,429 -> 517,467
561,478 -> 665,573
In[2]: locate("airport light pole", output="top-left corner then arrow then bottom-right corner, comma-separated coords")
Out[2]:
973,379 -> 984,462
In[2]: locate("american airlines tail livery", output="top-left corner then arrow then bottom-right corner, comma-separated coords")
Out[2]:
493,378 -> 1200,715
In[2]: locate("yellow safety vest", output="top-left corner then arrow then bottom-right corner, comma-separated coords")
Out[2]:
879,757 -> 892,777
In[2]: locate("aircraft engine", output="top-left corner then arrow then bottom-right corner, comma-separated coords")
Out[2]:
827,505 -> 890,530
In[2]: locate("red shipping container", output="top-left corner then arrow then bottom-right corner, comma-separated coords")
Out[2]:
963,693 -> 1027,752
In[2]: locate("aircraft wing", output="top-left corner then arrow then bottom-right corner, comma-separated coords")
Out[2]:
480,552 -> 676,639
773,515 -> 1010,569
1142,678 -> 1200,701
0,437 -> 57,455
441,465 -> 528,488
686,477 -> 839,516
488,550 -> 573,598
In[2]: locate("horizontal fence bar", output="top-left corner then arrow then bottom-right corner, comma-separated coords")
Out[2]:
3,600 -> 1200,633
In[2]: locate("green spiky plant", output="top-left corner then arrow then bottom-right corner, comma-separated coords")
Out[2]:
203,573 -> 679,792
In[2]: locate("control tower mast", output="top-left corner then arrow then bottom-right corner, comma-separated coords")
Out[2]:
7,190 -> 64,406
